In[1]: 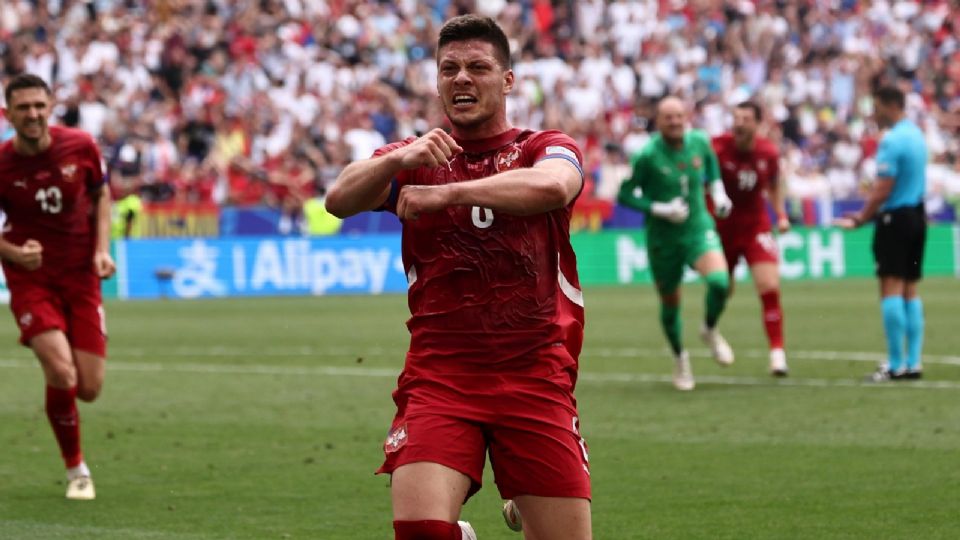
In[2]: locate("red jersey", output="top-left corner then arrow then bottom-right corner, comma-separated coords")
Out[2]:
375,129 -> 585,371
711,133 -> 780,235
0,126 -> 105,274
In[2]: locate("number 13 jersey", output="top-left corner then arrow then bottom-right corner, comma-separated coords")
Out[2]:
0,126 -> 105,275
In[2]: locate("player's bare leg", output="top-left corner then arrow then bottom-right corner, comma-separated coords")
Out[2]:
751,262 -> 787,376
391,462 -> 475,539
74,349 -> 106,402
32,330 -> 95,499
694,251 -> 734,365
513,495 -> 591,540
33,330 -> 77,385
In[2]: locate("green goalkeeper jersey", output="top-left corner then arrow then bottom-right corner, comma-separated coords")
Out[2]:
618,129 -> 721,243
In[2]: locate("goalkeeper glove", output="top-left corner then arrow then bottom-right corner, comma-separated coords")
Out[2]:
710,181 -> 733,219
651,197 -> 690,224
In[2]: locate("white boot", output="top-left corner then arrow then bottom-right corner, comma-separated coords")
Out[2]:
700,324 -> 734,366
769,348 -> 788,377
673,350 -> 695,391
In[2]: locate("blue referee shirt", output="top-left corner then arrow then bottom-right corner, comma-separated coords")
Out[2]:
875,118 -> 927,210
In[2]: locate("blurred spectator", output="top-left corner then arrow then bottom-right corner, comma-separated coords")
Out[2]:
266,152 -> 316,235
0,0 -> 956,224
595,142 -> 631,202
303,189 -> 344,237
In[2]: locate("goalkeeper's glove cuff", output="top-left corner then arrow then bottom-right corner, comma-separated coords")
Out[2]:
710,181 -> 733,218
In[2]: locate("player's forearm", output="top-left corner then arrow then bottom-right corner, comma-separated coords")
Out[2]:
854,179 -> 893,225
95,187 -> 112,254
447,168 -> 574,215
855,194 -> 886,225
617,182 -> 652,212
0,237 -> 19,261
617,193 -> 652,212
325,153 -> 402,218
768,182 -> 787,219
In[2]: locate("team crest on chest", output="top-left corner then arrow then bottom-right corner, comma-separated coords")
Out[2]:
60,163 -> 79,182
757,160 -> 767,172
691,156 -> 702,169
495,145 -> 521,172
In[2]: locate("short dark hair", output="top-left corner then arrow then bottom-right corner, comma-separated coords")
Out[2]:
873,85 -> 905,109
4,73 -> 51,105
437,15 -> 511,69
736,101 -> 762,121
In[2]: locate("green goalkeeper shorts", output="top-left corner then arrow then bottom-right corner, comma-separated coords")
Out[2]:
647,227 -> 723,294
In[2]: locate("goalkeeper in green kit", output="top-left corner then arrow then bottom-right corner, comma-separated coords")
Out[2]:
618,97 -> 735,391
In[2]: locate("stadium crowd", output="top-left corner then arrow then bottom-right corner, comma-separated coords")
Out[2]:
1,0 -> 958,221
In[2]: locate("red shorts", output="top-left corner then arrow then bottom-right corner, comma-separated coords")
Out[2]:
719,229 -> 779,270
6,269 -> 106,356
377,357 -> 591,501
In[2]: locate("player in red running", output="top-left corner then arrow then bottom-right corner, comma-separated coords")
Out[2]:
711,101 -> 790,376
325,15 -> 590,540
0,73 -> 115,500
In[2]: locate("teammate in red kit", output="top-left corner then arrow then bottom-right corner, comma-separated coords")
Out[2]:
325,15 -> 590,540
0,73 -> 115,500
711,101 -> 790,376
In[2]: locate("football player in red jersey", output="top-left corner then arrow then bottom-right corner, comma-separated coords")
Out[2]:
0,73 -> 115,500
326,15 -> 591,540
711,102 -> 790,376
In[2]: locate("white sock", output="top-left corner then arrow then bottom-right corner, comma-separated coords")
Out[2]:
67,462 -> 91,480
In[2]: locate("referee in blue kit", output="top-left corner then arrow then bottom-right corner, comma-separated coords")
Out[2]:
836,85 -> 928,381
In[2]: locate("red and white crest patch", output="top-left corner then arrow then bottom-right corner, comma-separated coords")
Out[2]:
384,423 -> 408,453
18,312 -> 33,328
60,163 -> 79,182
495,146 -> 521,172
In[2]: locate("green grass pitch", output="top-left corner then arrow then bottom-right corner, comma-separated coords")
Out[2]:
1,277 -> 958,539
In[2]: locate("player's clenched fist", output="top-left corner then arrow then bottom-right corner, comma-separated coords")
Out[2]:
15,239 -> 43,271
396,184 -> 454,221
395,128 -> 463,169
94,250 -> 116,279
776,215 -> 791,233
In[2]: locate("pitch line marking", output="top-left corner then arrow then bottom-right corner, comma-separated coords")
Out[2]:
0,358 -> 957,390
2,345 -> 957,366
